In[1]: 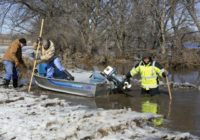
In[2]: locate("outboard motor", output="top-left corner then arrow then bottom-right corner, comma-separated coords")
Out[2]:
101,66 -> 131,90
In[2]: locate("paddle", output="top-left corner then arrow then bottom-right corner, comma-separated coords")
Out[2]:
28,19 -> 44,92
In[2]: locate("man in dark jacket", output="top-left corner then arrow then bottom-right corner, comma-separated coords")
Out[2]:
2,38 -> 27,88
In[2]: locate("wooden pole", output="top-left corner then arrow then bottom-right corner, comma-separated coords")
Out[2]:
166,76 -> 172,100
28,19 -> 44,92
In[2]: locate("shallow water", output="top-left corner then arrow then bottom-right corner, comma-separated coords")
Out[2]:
44,88 -> 200,136
41,69 -> 200,137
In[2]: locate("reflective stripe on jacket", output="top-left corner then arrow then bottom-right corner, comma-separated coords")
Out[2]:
130,61 -> 165,90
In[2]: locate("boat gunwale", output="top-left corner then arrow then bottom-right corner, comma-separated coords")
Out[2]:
33,73 -> 109,97
34,73 -> 105,86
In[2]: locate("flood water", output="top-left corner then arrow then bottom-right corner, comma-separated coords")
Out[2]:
43,70 -> 200,137
46,88 -> 200,136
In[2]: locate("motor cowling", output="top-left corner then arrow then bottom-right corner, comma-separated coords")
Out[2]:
101,66 -> 131,90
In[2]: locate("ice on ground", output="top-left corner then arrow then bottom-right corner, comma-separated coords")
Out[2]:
0,88 -> 198,140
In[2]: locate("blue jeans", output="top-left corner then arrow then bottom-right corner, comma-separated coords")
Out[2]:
3,60 -> 18,81
46,57 -> 65,78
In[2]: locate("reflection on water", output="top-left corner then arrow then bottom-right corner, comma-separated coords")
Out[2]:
141,98 -> 164,126
39,87 -> 200,137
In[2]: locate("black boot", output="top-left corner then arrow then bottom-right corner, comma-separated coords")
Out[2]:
13,79 -> 18,88
3,79 -> 10,88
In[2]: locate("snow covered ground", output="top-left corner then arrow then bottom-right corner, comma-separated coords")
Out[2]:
0,88 -> 198,140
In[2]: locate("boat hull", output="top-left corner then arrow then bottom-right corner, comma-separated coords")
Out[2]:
34,74 -> 109,97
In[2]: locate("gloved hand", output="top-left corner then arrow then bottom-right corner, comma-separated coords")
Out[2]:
36,37 -> 42,44
71,76 -> 75,81
125,72 -> 131,83
64,70 -> 74,81
123,81 -> 132,90
162,71 -> 168,78
36,59 -> 43,64
122,76 -> 132,90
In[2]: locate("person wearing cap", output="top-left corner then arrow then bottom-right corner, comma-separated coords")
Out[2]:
125,53 -> 168,96
2,38 -> 27,88
34,38 -> 74,80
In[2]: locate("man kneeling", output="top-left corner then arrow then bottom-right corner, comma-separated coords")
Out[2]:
34,38 -> 74,80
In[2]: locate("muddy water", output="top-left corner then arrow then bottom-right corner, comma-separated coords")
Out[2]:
43,70 -> 200,137
46,88 -> 200,136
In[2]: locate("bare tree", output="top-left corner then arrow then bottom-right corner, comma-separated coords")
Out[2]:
0,0 -> 200,61
184,0 -> 200,31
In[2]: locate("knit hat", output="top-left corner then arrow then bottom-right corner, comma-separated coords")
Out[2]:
142,52 -> 152,59
42,39 -> 50,50
19,38 -> 27,46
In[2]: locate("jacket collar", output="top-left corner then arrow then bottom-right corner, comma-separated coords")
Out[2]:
142,60 -> 152,66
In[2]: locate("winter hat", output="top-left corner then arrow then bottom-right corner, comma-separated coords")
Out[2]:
142,52 -> 153,59
19,38 -> 27,46
42,39 -> 50,50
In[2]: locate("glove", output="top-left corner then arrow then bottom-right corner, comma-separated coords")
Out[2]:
71,76 -> 75,81
64,70 -> 74,81
162,71 -> 168,78
36,37 -> 42,44
123,81 -> 132,90
36,59 -> 43,64
125,72 -> 131,83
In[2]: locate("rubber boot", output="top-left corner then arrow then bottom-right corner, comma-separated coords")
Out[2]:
13,79 -> 18,88
3,79 -> 10,88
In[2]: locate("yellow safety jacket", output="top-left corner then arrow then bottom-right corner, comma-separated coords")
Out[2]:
130,61 -> 165,90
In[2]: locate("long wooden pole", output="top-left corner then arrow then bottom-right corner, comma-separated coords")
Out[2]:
166,76 -> 172,100
28,19 -> 44,92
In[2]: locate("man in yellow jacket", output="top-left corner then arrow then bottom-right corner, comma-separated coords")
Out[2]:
125,53 -> 167,96
2,38 -> 27,88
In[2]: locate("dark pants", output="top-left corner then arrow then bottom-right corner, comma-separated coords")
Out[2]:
141,87 -> 160,96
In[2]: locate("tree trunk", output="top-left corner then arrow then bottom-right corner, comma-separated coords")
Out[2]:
160,0 -> 166,54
